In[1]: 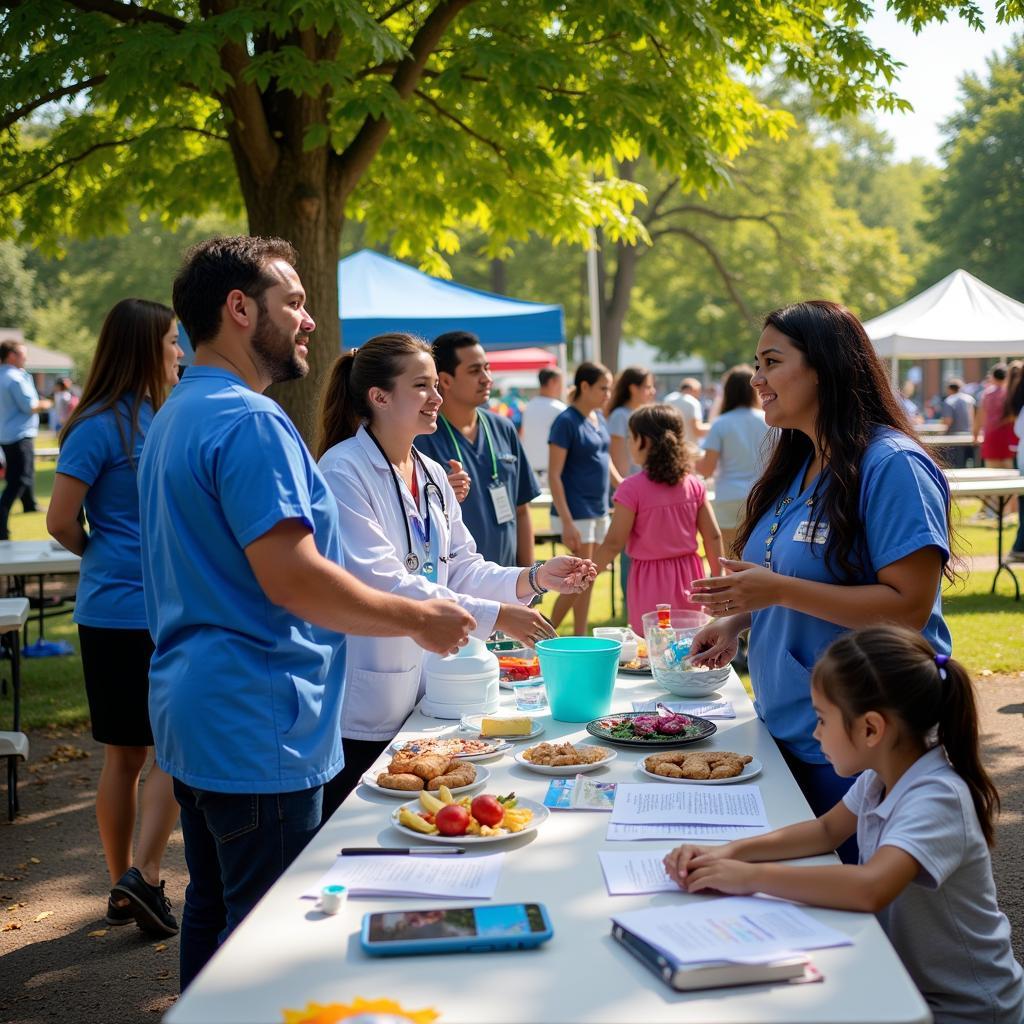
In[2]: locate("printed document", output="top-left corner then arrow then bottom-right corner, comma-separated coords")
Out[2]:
606,822 -> 770,842
303,853 -> 504,900
631,699 -> 736,719
610,784 -> 768,827
599,850 -> 680,894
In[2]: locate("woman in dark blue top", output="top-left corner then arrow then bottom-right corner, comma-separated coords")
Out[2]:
47,299 -> 183,935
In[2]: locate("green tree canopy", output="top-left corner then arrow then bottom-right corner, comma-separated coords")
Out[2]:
921,34 -> 1024,299
2,0 -> 1017,433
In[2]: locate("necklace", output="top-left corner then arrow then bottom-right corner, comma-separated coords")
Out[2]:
213,349 -> 251,382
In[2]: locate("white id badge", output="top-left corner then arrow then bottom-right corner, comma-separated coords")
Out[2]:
489,481 -> 515,524
793,520 -> 829,544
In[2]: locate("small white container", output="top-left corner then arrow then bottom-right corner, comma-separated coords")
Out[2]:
319,884 -> 347,914
593,626 -> 639,664
420,637 -> 500,719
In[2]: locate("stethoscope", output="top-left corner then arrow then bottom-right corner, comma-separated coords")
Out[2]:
365,426 -> 447,575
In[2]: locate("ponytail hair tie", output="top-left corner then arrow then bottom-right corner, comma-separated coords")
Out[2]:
934,653 -> 950,680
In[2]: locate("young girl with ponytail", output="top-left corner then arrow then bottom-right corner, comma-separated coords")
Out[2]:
315,333 -> 596,820
664,624 -> 1023,1024
590,404 -> 723,635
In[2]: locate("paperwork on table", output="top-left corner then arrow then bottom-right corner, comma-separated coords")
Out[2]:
631,699 -> 736,719
609,784 -> 769,828
599,850 -> 680,895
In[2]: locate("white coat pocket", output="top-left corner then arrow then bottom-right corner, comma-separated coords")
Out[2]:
341,663 -> 421,742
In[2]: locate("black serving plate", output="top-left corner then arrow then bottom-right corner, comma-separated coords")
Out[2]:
585,711 -> 717,748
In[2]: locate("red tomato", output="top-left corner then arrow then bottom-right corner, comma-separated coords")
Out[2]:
470,794 -> 504,828
434,804 -> 470,836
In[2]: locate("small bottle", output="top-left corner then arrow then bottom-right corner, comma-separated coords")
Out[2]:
656,604 -> 671,629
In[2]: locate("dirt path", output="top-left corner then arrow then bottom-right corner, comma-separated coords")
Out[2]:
2,673 -> 1022,1024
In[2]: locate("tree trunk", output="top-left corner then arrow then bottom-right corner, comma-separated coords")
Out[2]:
234,147 -> 345,445
490,257 -> 507,295
603,239 -> 641,375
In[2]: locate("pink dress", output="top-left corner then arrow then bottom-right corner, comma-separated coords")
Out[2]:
613,471 -> 707,635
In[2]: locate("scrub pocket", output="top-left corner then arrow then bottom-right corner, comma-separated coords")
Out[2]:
341,664 -> 421,741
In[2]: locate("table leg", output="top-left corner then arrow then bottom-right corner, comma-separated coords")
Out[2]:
989,496 -> 1021,600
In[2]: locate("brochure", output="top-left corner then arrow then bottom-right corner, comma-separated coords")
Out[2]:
543,775 -> 617,811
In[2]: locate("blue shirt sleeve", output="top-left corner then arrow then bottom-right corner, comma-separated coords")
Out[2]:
861,444 -> 950,572
548,411 -> 574,449
213,411 -> 316,548
56,414 -> 114,487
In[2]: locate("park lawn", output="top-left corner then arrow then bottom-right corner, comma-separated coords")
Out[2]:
3,464 -> 1019,731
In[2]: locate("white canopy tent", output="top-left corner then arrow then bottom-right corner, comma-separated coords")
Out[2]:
864,269 -> 1024,380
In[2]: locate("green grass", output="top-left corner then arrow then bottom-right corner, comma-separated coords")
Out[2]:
3,458 -> 1020,732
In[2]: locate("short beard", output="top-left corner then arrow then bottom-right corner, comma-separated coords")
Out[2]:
250,298 -> 308,384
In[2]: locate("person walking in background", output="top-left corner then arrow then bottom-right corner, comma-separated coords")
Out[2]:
50,377 -> 77,434
607,366 -> 656,604
666,625 -> 1024,1024
137,236 -> 474,989
940,378 -> 975,469
521,367 -> 566,483
1007,361 -> 1024,561
416,331 -> 539,567
897,379 -> 924,425
47,299 -> 184,937
697,364 -> 771,556
590,404 -> 722,636
547,361 -> 621,635
663,376 -> 707,444
975,364 -> 1016,469
0,340 -> 51,538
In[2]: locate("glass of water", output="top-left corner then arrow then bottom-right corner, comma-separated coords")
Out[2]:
512,680 -> 547,711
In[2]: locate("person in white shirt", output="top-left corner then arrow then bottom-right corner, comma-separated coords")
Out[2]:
520,367 -> 566,481
663,377 -> 707,444
315,333 -> 596,820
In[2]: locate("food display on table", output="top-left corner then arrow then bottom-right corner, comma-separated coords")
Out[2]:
498,655 -> 541,686
374,750 -> 479,792
458,714 -> 544,740
585,710 -> 717,748
390,736 -> 508,761
643,750 -> 752,780
392,787 -> 548,843
515,742 -> 616,776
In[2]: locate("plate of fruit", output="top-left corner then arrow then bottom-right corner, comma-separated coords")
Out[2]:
585,710 -> 716,748
391,788 -> 548,843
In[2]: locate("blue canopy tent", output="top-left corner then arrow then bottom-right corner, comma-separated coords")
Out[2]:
338,249 -> 564,349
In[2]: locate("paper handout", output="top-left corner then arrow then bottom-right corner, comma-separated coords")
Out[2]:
610,784 -> 768,828
599,850 -> 680,895
611,896 -> 852,965
631,699 -> 736,719
302,853 -> 504,900
605,822 -> 771,842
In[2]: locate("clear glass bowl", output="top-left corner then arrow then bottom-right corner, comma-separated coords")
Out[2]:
642,609 -> 731,696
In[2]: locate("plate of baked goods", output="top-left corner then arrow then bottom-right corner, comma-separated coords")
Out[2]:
363,756 -> 490,797
390,735 -> 510,761
391,791 -> 549,844
585,710 -> 717,748
638,750 -> 762,785
458,714 -> 544,741
514,741 -> 616,775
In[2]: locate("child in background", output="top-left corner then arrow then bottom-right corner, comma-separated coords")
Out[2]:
590,404 -> 722,636
664,625 -> 1023,1024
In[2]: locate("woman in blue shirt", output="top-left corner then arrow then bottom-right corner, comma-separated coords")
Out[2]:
47,299 -> 184,934
688,301 -> 954,862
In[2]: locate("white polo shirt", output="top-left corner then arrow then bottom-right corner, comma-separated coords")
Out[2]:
843,746 -> 1023,1023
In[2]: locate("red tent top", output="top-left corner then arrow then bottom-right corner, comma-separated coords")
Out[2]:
486,347 -> 558,371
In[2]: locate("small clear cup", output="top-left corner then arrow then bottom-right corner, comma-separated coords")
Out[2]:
512,680 -> 547,711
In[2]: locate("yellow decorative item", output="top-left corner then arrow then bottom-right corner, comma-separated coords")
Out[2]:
282,996 -> 439,1024
480,717 -> 531,737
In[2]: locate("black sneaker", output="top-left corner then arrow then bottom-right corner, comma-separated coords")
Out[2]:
111,867 -> 179,936
105,895 -> 135,926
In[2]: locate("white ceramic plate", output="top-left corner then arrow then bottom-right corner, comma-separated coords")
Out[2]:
389,737 -> 511,761
361,763 -> 490,798
458,714 -> 545,741
514,747 -> 616,775
636,755 -> 763,785
390,796 -> 549,844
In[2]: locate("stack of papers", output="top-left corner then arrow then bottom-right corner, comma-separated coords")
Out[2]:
631,699 -> 736,719
606,784 -> 770,841
599,850 -> 680,895
303,853 -> 504,900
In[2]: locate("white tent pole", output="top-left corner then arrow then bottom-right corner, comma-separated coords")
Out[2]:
586,230 -> 602,366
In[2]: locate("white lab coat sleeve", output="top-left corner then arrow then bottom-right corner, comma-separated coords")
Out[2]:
322,459 -> 503,639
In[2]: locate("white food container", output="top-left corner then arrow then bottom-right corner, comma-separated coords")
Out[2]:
420,637 -> 500,719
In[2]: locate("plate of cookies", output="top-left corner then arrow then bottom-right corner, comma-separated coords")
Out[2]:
389,736 -> 510,761
515,741 -> 616,775
637,750 -> 762,785
364,750 -> 490,797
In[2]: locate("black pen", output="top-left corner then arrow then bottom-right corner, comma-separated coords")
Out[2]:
339,847 -> 466,856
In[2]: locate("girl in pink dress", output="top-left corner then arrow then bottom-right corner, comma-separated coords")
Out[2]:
591,404 -> 723,635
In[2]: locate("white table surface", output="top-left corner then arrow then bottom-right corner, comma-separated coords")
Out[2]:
166,670 -> 930,1024
0,540 -> 81,576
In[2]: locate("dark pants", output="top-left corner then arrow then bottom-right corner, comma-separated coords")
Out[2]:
0,438 -> 37,538
320,737 -> 389,826
777,742 -> 860,865
172,778 -> 323,991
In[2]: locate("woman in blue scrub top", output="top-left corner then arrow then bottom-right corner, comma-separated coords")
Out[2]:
688,301 -> 954,862
47,299 -> 184,932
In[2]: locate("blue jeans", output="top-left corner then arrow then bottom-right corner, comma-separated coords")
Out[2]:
172,778 -> 322,991
776,743 -> 860,865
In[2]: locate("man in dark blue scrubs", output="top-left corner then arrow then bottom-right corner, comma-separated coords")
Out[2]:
416,331 -> 540,567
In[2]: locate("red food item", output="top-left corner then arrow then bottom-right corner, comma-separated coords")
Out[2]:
470,794 -> 505,827
434,804 -> 470,836
631,715 -> 659,735
655,718 -> 685,734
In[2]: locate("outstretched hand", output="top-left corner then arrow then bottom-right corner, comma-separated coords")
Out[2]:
690,558 -> 779,617
539,555 -> 597,594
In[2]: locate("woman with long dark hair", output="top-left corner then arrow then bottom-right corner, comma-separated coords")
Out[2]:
315,333 -> 596,819
688,301 -> 954,861
46,299 -> 183,935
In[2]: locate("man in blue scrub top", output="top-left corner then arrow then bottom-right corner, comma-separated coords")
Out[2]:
138,237 -> 474,990
415,331 -> 540,567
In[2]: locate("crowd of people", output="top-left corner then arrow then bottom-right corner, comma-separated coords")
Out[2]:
34,235 -> 1022,1021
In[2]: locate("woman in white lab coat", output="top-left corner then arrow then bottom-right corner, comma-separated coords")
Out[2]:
316,332 -> 596,819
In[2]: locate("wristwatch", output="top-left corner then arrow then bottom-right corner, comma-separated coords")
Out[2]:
527,561 -> 548,597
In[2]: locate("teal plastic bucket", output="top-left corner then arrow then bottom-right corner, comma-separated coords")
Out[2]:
535,637 -> 622,722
